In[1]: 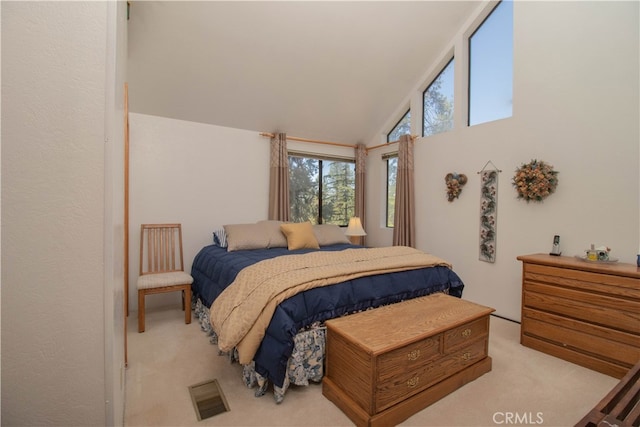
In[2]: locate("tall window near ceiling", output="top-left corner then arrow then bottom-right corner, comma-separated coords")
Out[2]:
423,58 -> 455,137
385,110 -> 409,228
387,110 -> 411,143
288,153 -> 355,226
468,0 -> 513,126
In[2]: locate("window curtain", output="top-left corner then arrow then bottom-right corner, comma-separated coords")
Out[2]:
392,134 -> 415,247
355,143 -> 367,246
268,132 -> 291,221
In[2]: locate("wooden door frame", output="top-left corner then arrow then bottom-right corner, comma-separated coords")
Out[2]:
124,82 -> 129,365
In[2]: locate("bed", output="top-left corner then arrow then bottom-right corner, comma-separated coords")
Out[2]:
190,221 -> 465,403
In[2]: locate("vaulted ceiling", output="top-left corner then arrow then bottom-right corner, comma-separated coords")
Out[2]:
127,1 -> 480,144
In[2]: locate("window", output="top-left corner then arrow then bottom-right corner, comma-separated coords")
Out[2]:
384,153 -> 398,228
385,110 -> 409,228
468,0 -> 513,126
387,110 -> 411,142
423,58 -> 455,137
288,153 -> 355,226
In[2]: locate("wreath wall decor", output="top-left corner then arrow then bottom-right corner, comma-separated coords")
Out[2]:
512,159 -> 559,202
445,172 -> 468,202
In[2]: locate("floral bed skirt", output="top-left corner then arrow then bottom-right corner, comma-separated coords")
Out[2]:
194,299 -> 325,403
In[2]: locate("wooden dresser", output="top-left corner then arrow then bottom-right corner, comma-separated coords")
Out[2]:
322,293 -> 494,427
518,254 -> 640,378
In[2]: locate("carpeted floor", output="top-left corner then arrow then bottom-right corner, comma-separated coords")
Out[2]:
124,306 -> 618,426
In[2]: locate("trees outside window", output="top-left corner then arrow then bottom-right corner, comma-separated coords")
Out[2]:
387,110 -> 411,143
289,154 -> 355,226
385,110 -> 409,228
423,58 -> 454,137
386,155 -> 397,228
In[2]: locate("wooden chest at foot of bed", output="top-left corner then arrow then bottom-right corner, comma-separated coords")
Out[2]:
322,293 -> 495,427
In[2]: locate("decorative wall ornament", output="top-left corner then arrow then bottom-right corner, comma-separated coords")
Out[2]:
444,172 -> 467,202
478,161 -> 501,263
512,159 -> 559,202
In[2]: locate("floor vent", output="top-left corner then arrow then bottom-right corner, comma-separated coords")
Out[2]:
188,379 -> 230,421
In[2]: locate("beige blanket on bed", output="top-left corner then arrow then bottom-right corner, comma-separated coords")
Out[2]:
210,246 -> 451,364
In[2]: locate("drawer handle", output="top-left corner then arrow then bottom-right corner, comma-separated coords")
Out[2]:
407,376 -> 420,388
461,351 -> 472,361
461,328 -> 472,338
407,349 -> 421,361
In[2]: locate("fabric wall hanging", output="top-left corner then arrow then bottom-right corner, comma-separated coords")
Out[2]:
478,161 -> 501,263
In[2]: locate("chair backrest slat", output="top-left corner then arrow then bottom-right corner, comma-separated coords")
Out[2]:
139,224 -> 185,275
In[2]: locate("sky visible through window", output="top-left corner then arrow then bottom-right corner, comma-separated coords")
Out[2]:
387,110 -> 411,142
469,0 -> 513,126
423,58 -> 454,137
439,60 -> 454,112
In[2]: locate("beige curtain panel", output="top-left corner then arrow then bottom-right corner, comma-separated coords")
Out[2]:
268,132 -> 291,221
355,143 -> 367,246
392,134 -> 415,247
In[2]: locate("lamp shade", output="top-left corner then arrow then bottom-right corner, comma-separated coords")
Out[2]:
345,217 -> 366,236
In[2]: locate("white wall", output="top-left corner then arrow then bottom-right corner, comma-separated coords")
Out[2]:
128,114 -> 269,308
1,1 -> 126,425
366,0 -> 639,320
129,1 -> 639,323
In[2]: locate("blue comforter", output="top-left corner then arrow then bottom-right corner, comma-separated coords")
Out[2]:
191,244 -> 464,388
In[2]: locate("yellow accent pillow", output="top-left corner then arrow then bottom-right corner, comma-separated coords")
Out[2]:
280,222 -> 320,250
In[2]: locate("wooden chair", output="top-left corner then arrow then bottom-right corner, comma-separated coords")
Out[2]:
137,223 -> 193,332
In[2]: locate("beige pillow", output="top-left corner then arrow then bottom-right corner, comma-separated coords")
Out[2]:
224,223 -> 270,251
280,222 -> 320,250
257,220 -> 288,248
313,224 -> 350,246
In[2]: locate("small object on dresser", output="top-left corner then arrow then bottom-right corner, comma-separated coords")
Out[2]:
583,244 -> 615,262
637,254 -> 640,267
549,235 -> 561,256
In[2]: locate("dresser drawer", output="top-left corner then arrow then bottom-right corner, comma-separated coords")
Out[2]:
444,317 -> 489,351
522,313 -> 640,366
375,338 -> 488,412
524,263 -> 640,297
378,334 -> 441,379
523,285 -> 640,335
